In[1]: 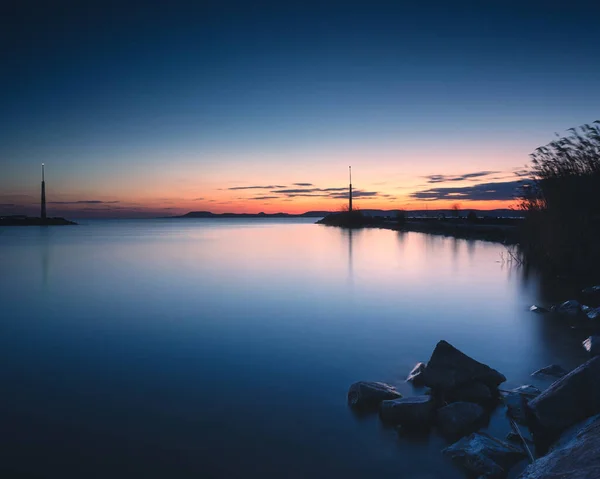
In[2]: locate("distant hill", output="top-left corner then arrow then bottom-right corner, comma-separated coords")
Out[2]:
175,208 -> 523,219
176,211 -> 329,218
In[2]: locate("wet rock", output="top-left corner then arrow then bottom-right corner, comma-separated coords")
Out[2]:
379,395 -> 435,428
582,285 -> 600,294
422,340 -> 506,392
531,364 -> 568,379
529,305 -> 549,313
528,356 -> 600,444
406,362 -> 427,386
504,386 -> 542,425
510,385 -> 542,397
436,402 -> 486,438
586,307 -> 600,320
446,381 -> 495,405
506,431 -> 533,447
551,299 -> 581,315
443,432 -> 526,478
583,336 -> 600,357
518,414 -> 600,478
347,381 -> 401,410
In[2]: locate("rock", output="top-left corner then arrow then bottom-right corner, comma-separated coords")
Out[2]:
422,340 -> 506,392
582,285 -> 600,294
347,381 -> 401,409
529,305 -> 549,313
446,381 -> 495,405
505,395 -> 530,425
586,307 -> 600,320
406,362 -> 427,386
527,356 -> 600,444
551,299 -> 581,315
506,431 -> 533,446
583,336 -> 600,357
510,385 -> 542,397
518,414 -> 600,478
504,386 -> 542,425
531,364 -> 569,379
443,432 -> 527,478
379,395 -> 435,428
436,402 -> 487,438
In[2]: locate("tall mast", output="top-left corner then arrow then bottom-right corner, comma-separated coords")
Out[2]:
348,166 -> 353,212
41,163 -> 47,220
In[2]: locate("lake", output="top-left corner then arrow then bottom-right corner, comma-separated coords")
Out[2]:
0,219 -> 589,478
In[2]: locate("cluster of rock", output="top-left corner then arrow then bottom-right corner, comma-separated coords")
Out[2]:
347,339 -> 600,478
530,285 -> 600,359
530,284 -> 600,320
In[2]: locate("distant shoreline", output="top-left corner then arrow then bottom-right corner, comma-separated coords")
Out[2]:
317,213 -> 520,244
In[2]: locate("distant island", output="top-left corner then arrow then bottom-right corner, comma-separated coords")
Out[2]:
0,215 -> 77,226
174,211 -> 330,218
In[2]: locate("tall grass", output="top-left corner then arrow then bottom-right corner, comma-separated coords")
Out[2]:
519,121 -> 600,276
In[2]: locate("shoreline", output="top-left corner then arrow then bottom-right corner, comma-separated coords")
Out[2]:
317,216 -> 520,244
379,220 -> 519,244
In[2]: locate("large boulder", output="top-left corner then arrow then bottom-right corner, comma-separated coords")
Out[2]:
504,386 -> 542,425
436,402 -> 487,438
406,362 -> 427,386
527,356 -> 600,443
583,336 -> 600,357
379,395 -> 435,428
347,381 -> 402,410
518,414 -> 600,478
531,364 -> 568,379
443,432 -> 527,478
422,340 -> 506,392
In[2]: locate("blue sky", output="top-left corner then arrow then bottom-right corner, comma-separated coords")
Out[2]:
1,0 -> 599,216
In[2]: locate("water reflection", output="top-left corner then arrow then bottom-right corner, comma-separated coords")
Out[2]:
0,219 -> 591,479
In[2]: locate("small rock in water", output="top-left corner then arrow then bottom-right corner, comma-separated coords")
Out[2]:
510,385 -> 542,397
531,364 -> 569,379
504,385 -> 541,425
379,395 -> 435,428
530,305 -> 549,313
443,432 -> 526,478
406,362 -> 427,386
583,336 -> 600,357
505,431 -> 533,446
582,285 -> 600,294
436,402 -> 486,438
586,307 -> 600,320
347,381 -> 402,410
551,300 -> 581,315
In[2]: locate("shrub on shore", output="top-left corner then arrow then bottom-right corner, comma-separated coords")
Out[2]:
519,121 -> 600,276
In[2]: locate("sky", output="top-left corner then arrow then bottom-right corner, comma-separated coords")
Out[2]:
1,0 -> 599,217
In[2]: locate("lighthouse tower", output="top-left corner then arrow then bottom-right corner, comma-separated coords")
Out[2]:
349,166 -> 353,212
41,163 -> 47,220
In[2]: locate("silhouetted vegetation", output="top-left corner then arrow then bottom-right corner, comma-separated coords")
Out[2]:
519,121 -> 600,277
466,211 -> 478,223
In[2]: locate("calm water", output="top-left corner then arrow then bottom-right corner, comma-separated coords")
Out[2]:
0,219 -> 589,478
